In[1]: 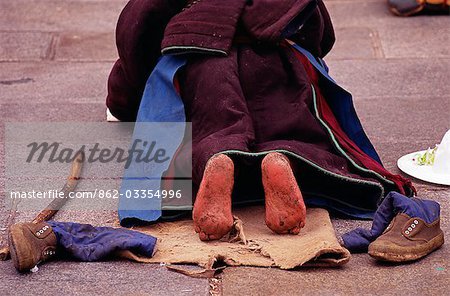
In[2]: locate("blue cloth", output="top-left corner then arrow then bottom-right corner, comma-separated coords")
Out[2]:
118,45 -> 385,225
48,221 -> 157,261
118,56 -> 187,226
342,191 -> 440,253
291,43 -> 382,164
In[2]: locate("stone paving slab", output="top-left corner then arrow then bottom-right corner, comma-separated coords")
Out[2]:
326,27 -> 382,60
53,209 -> 118,226
0,102 -> 106,121
0,261 -> 209,296
354,95 -> 449,143
379,26 -> 450,59
0,0 -> 126,32
325,58 -> 450,98
55,32 -> 117,62
55,31 -> 118,62
0,32 -> 55,62
325,0 -> 449,28
0,62 -> 111,103
328,23 -> 450,60
325,1 -> 450,59
0,31 -> 118,62
221,252 -> 448,296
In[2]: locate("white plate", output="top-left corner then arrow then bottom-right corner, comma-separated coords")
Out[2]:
397,150 -> 450,186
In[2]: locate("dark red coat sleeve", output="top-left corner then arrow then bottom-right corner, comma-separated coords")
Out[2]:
106,0 -> 186,121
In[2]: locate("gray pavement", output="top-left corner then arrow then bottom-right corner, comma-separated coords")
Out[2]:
1,0 -> 449,295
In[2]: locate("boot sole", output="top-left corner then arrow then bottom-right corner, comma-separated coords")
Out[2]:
8,224 -> 35,272
368,230 -> 444,262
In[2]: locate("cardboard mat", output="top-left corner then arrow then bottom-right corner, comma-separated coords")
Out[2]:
124,206 -> 350,270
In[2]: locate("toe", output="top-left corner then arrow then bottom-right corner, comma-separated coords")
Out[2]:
288,226 -> 301,235
299,220 -> 305,229
206,233 -> 222,240
198,231 -> 225,241
199,231 -> 210,241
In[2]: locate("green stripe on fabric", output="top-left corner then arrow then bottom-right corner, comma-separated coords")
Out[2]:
309,84 -> 394,189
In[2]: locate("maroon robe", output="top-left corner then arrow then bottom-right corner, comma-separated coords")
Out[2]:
107,0 -> 414,215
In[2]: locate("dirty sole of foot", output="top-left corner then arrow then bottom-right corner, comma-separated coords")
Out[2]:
262,152 -> 306,235
193,154 -> 234,241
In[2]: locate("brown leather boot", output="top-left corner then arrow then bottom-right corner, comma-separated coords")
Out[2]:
8,222 -> 58,272
368,213 -> 444,262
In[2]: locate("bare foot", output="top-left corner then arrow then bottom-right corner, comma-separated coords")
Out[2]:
193,154 -> 234,241
262,152 -> 306,234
